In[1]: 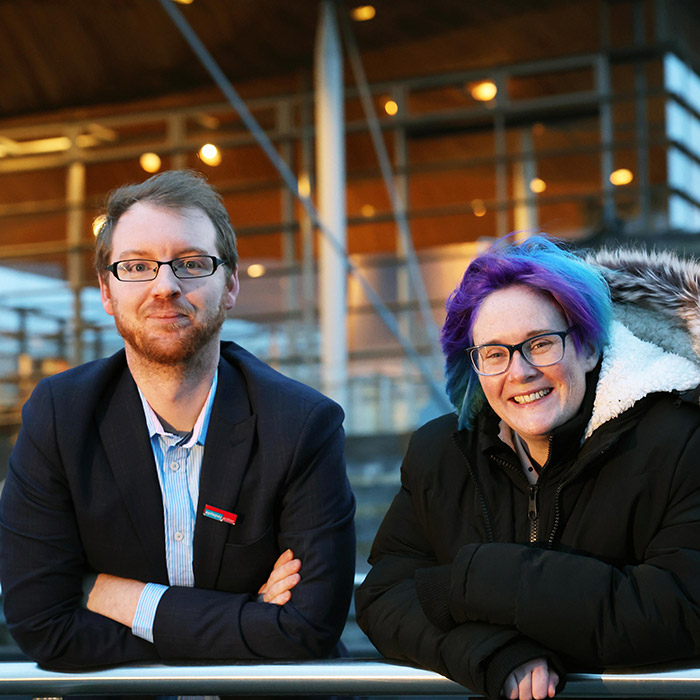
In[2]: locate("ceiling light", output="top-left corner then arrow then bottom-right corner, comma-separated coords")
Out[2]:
610,168 -> 633,186
361,204 -> 376,218
139,152 -> 161,174
351,5 -> 376,21
0,129 -> 114,158
529,177 -> 547,194
199,143 -> 221,166
384,99 -> 399,116
298,174 -> 311,198
472,199 -> 487,217
247,264 -> 266,278
171,0 -> 194,4
470,81 -> 498,102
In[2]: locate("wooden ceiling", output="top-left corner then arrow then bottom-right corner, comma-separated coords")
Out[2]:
0,0 -> 592,123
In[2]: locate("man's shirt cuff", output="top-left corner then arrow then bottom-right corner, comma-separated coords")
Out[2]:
132,582 -> 168,642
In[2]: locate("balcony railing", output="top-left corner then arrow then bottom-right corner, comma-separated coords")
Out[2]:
1,659 -> 700,697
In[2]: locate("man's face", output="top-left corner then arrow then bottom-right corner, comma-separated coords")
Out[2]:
99,202 -> 239,366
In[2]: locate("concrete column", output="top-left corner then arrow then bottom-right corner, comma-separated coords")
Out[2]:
299,79 -> 316,387
393,84 -> 414,428
597,54 -> 616,226
494,111 -> 508,238
168,115 -> 187,171
315,0 -> 348,407
66,142 -> 85,367
278,99 -> 299,377
633,2 -> 651,231
513,127 -> 538,236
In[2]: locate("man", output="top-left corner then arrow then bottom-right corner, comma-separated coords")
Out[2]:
0,169 -> 356,669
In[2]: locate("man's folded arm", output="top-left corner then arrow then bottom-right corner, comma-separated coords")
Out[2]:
0,394 -> 160,669
1,392 -> 355,668
148,399 -> 356,661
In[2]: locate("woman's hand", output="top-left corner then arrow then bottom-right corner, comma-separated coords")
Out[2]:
502,658 -> 559,700
257,548 -> 302,605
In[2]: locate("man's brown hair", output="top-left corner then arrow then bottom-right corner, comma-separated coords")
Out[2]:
94,169 -> 238,279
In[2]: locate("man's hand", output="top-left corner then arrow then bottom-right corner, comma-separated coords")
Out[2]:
502,658 -> 559,700
257,548 -> 301,605
86,573 -> 146,628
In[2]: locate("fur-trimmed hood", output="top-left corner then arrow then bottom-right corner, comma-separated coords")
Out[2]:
583,247 -> 700,436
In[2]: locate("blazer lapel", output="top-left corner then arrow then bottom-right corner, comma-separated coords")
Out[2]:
193,358 -> 256,589
97,367 -> 168,582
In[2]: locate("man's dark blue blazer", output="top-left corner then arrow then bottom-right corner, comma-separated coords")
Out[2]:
0,341 -> 356,670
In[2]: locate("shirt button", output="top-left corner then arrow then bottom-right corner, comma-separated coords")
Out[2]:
174,531 -> 184,542
170,462 -> 180,472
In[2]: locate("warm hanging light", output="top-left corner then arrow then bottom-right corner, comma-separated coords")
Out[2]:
529,177 -> 547,194
351,5 -> 376,21
470,81 -> 498,102
472,199 -> 487,217
139,152 -> 161,173
171,0 -> 194,5
298,173 -> 311,198
199,143 -> 221,166
361,204 -> 376,218
247,264 -> 266,278
610,168 -> 634,186
384,99 -> 399,116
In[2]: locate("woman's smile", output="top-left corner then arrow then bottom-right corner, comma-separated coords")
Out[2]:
471,284 -> 598,465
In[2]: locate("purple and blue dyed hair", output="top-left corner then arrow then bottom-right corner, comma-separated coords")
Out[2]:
442,235 -> 612,429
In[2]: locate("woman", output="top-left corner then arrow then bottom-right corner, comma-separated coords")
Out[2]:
355,236 -> 700,700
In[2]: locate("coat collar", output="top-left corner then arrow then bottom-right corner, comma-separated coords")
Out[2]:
585,320 -> 700,437
97,365 -> 169,582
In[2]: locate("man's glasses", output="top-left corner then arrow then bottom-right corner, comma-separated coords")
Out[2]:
104,255 -> 227,282
467,329 -> 572,376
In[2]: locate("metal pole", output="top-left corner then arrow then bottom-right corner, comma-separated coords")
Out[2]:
4,659 -> 700,696
315,0 -> 348,407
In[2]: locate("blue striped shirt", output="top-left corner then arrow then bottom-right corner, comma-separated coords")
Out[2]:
131,371 -> 218,643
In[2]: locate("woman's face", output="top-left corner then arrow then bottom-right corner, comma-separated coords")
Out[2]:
471,284 -> 597,463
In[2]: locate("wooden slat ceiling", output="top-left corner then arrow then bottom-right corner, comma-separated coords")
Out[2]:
0,0 -> 587,122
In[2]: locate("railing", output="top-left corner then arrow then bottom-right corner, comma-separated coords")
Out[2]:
2,659 -> 700,697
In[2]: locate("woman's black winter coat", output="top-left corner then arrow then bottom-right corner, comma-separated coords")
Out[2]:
356,359 -> 700,699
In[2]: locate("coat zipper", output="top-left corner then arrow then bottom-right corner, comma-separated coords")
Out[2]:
528,485 -> 539,543
489,453 -> 540,543
456,432 -> 615,548
452,434 -> 495,543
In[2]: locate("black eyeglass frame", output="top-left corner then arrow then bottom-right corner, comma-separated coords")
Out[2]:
467,328 -> 573,376
104,255 -> 228,282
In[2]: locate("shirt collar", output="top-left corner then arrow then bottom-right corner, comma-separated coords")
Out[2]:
138,369 -> 219,448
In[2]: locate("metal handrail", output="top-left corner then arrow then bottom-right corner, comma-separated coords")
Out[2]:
2,659 -> 700,697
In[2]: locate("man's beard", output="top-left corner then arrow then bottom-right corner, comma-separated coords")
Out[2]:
113,296 -> 228,366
